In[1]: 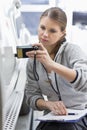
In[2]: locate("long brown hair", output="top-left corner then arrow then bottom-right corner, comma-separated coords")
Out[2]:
40,7 -> 67,54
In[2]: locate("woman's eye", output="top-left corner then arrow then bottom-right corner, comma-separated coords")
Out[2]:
50,29 -> 57,33
40,26 -> 45,30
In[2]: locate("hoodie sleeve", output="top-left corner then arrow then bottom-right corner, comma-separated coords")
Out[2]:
65,43 -> 87,92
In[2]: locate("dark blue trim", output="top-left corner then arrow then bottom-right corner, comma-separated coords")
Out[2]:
70,70 -> 78,83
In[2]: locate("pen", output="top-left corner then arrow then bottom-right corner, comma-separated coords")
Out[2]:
68,113 -> 78,115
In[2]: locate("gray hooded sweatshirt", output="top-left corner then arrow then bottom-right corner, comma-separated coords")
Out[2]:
25,41 -> 87,113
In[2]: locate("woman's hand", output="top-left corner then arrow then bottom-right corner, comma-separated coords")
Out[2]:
45,100 -> 68,115
36,99 -> 67,115
26,43 -> 54,72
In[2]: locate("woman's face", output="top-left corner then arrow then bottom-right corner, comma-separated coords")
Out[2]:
38,16 -> 65,48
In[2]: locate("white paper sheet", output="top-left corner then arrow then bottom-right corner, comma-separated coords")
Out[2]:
36,109 -> 87,122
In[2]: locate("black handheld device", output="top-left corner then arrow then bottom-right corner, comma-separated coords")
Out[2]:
16,45 -> 38,58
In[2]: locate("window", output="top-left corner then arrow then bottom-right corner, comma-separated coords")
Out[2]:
20,0 -> 56,35
21,0 -> 49,5
21,12 -> 42,35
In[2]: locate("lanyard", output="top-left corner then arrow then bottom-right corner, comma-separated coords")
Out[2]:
46,71 -> 62,101
33,55 -> 62,100
33,54 -> 39,81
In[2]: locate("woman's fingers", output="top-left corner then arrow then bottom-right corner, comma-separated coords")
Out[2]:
26,49 -> 46,58
32,43 -> 46,50
55,101 -> 67,115
45,101 -> 67,115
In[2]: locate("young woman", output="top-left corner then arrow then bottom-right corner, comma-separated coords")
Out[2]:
25,7 -> 87,130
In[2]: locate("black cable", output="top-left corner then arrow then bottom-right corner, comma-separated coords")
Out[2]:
45,72 -> 57,94
54,73 -> 61,100
33,54 -> 39,81
46,71 -> 61,101
43,65 -> 61,100
33,55 -> 61,100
